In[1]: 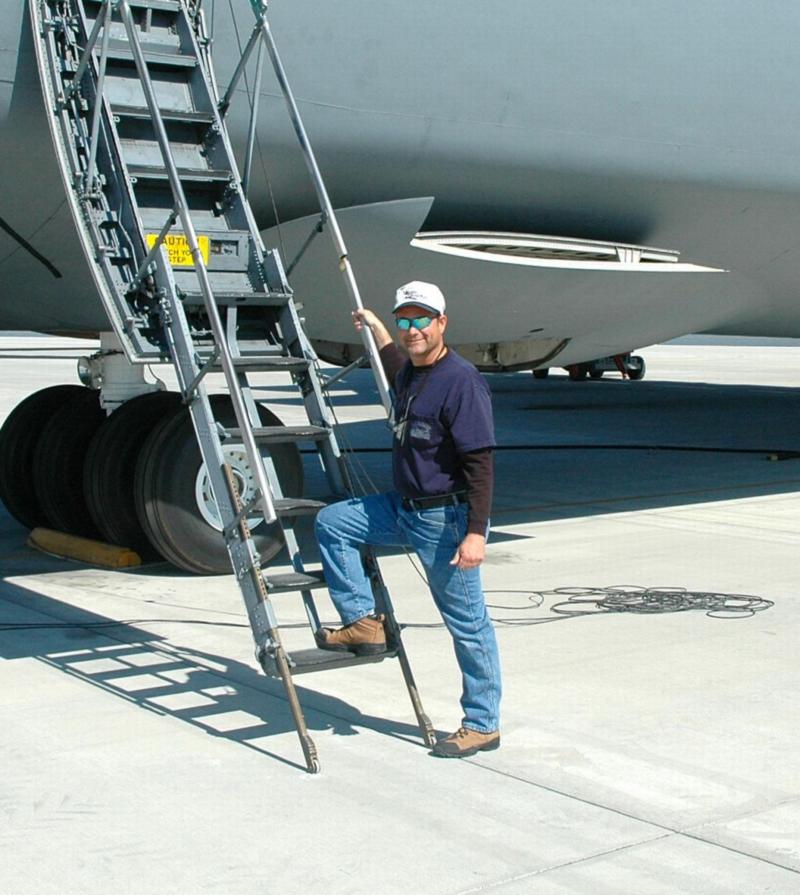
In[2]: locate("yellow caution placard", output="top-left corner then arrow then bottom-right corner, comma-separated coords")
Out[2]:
146,233 -> 210,268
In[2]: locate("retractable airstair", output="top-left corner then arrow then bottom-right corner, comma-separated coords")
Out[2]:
29,0 -> 435,772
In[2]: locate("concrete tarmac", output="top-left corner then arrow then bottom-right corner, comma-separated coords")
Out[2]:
1,336 -> 799,894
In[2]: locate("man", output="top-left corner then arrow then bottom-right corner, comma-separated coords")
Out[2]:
314,280 -> 501,758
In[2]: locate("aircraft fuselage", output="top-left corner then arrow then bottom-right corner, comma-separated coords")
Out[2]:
2,1 -> 800,356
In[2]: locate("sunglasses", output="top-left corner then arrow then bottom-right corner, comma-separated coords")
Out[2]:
395,315 -> 435,331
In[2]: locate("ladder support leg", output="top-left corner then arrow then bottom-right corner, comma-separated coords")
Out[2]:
372,559 -> 437,747
384,613 -> 437,748
270,644 -> 320,774
256,15 -> 394,416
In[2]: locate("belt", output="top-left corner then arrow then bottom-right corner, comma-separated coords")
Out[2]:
401,492 -> 467,511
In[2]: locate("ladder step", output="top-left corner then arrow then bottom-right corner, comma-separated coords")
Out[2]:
264,570 -> 328,594
211,356 -> 311,373
181,292 -> 292,307
111,103 -> 215,126
86,0 -> 180,10
127,164 -> 233,184
274,498 -> 327,517
225,425 -> 330,445
105,48 -> 197,70
286,647 -> 398,675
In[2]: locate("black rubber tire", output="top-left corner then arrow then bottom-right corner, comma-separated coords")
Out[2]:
32,387 -> 107,538
589,370 -> 604,380
568,364 -> 588,381
532,368 -> 549,379
628,356 -> 646,381
0,385 -> 88,529
83,390 -> 183,558
134,395 -> 303,574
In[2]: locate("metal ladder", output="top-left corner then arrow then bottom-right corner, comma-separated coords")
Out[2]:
30,0 -> 436,772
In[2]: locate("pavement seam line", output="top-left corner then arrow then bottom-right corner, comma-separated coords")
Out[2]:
469,761 -> 800,877
685,793 -> 800,835
450,833 -> 673,894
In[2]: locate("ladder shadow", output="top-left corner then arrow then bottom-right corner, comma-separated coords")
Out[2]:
0,582 -> 433,771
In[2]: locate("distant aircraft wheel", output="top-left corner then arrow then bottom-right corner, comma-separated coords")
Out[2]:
134,395 -> 303,574
32,387 -> 107,538
83,390 -> 182,558
589,370 -> 604,380
628,356 -> 646,380
532,368 -> 549,379
568,364 -> 588,381
0,384 -> 87,529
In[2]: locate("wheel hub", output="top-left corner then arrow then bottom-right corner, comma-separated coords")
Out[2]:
195,447 -> 264,532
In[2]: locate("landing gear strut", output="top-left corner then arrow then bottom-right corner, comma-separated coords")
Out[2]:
0,340 -> 303,572
534,352 -> 646,382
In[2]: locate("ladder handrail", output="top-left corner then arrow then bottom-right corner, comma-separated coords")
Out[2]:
84,0 -> 113,193
242,39 -> 265,196
247,4 -> 394,417
61,4 -> 106,104
218,22 -> 261,118
131,209 -> 179,289
116,0 -> 278,525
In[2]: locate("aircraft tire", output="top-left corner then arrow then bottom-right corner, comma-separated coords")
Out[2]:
32,387 -> 107,538
0,384 -> 87,530
83,390 -> 183,559
568,364 -> 588,381
628,356 -> 646,381
134,395 -> 303,575
532,368 -> 549,379
589,370 -> 604,380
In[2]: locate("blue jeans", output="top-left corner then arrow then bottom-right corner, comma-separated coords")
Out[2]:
314,491 -> 501,733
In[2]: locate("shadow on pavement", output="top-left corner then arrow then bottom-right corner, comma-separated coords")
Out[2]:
0,580 -> 433,772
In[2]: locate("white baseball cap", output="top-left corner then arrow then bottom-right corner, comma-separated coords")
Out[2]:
393,281 -> 446,316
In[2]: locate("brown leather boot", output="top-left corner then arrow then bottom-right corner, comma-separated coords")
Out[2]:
315,614 -> 387,656
432,727 -> 500,758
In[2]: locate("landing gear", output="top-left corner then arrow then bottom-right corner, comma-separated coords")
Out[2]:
83,390 -> 182,558
532,368 -> 550,379
134,395 -> 303,574
565,353 -> 646,381
1,378 -> 303,573
0,384 -> 87,529
568,363 -> 589,381
628,355 -> 646,380
32,387 -> 107,538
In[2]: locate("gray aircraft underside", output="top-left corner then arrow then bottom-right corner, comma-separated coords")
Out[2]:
2,0 -> 799,369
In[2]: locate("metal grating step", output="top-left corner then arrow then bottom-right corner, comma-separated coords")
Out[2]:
264,570 -> 328,594
287,647 -> 398,675
85,0 -> 181,10
111,103 -> 215,126
210,356 -> 311,373
181,292 -> 291,307
274,498 -> 327,517
126,163 -> 232,184
105,48 -> 197,69
225,425 -> 330,445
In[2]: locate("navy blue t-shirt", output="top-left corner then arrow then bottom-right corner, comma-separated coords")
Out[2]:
383,347 -> 496,498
